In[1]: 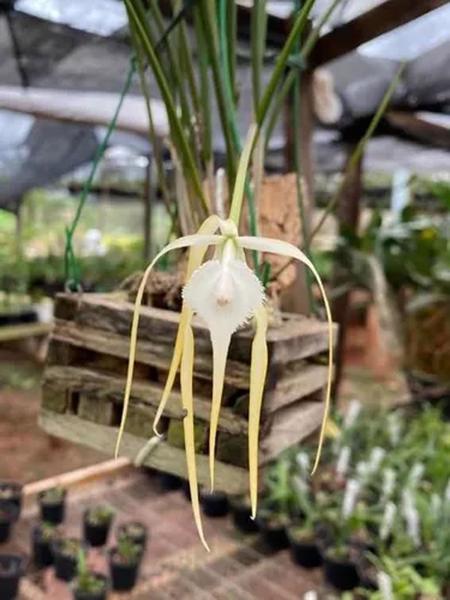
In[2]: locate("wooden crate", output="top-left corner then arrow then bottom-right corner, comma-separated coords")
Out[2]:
40,292 -> 335,494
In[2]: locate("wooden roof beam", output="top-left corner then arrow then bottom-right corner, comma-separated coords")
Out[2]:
310,0 -> 448,68
386,110 -> 450,149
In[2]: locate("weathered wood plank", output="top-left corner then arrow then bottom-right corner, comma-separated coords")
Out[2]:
264,363 -> 329,413
52,318 -> 251,389
53,293 -> 332,365
39,410 -> 249,494
260,401 -> 323,464
311,0 -> 448,67
43,365 -> 248,436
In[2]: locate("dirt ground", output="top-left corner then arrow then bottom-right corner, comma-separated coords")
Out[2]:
0,348 -> 103,483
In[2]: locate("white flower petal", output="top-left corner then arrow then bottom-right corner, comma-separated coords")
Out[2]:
182,258 -> 264,340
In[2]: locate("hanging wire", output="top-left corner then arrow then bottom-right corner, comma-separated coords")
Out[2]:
64,59 -> 136,291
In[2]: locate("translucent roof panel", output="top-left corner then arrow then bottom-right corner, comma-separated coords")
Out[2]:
15,0 -> 127,37
360,4 -> 450,61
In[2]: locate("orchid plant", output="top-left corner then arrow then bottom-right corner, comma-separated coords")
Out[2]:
114,127 -> 334,549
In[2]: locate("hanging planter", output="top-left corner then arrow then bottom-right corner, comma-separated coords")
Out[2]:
41,291 -> 333,495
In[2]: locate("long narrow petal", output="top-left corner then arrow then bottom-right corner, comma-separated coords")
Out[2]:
238,236 -> 334,475
114,233 -> 224,458
209,331 -> 231,491
153,216 -> 225,436
180,310 -> 210,551
248,306 -> 268,518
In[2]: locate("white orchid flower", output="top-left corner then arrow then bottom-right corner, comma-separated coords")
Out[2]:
114,127 -> 334,550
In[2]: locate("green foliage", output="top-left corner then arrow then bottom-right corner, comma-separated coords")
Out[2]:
75,549 -> 106,594
264,403 -> 450,592
115,537 -> 142,564
85,504 -> 114,526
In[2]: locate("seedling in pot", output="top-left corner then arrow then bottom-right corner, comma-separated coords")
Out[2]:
0,554 -> 26,600
52,537 -> 83,582
0,483 -> 22,518
32,522 -> 60,568
117,521 -> 148,549
38,487 -> 66,525
83,505 -> 114,547
109,537 -> 142,592
200,489 -> 229,518
0,503 -> 19,544
229,495 -> 259,534
72,549 -> 108,600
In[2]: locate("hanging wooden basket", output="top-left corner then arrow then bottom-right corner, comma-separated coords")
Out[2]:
40,292 -> 335,494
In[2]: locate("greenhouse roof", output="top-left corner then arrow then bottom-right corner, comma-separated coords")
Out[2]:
0,0 -> 449,211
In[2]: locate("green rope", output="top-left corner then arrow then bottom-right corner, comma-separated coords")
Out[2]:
64,59 -> 136,291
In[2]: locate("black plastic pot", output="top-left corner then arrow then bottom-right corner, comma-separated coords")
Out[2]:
52,539 -> 82,582
229,499 -> 259,534
287,532 -> 323,569
73,573 -> 108,600
117,522 -> 148,549
256,516 -> 289,551
38,491 -> 66,525
159,473 -> 183,491
32,526 -> 56,568
0,504 -> 19,544
0,554 -> 25,600
109,549 -> 140,592
0,483 -> 22,519
0,309 -> 37,326
200,490 -> 229,518
323,553 -> 360,591
83,512 -> 113,547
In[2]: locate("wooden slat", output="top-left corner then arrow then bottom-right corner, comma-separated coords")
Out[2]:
260,401 -> 323,463
43,365 -> 248,435
23,458 -> 131,502
54,293 -> 333,366
264,363 -> 328,413
52,318 -> 251,389
311,0 -> 448,67
39,410 -> 249,494
0,321 -> 52,342
386,110 -> 450,149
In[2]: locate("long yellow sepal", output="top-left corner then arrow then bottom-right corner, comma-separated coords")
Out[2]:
248,305 -> 268,518
114,233 -> 223,459
238,236 -> 334,476
180,309 -> 210,551
152,215 -> 224,436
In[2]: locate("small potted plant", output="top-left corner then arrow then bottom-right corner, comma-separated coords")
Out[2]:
117,521 -> 148,550
323,543 -> 360,591
38,487 -> 66,525
52,537 -> 83,582
159,472 -> 183,491
200,489 -> 229,518
287,525 -> 323,569
287,472 -> 323,568
83,505 -> 114,547
229,495 -> 259,534
0,483 -> 22,519
0,554 -> 26,600
108,537 -> 142,592
32,522 -> 59,568
256,509 -> 290,550
72,550 -> 108,600
0,503 -> 19,544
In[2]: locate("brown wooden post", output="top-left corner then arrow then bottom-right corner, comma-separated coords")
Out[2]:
332,144 -> 363,392
282,68 -> 316,314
